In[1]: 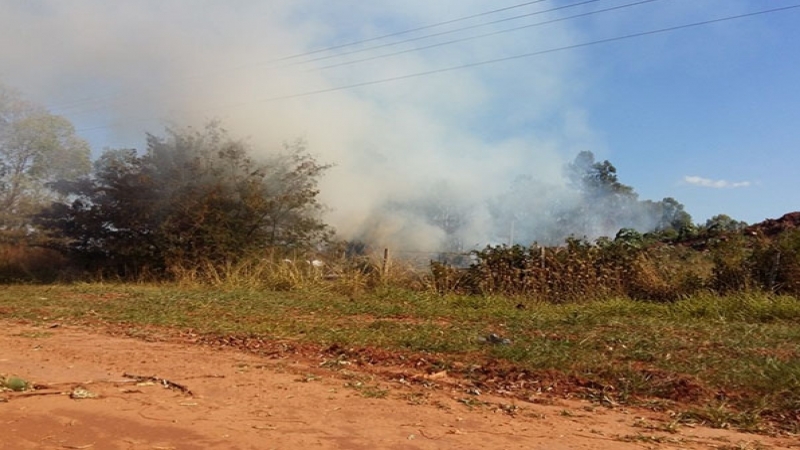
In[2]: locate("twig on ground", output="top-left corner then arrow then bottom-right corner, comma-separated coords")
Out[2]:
418,429 -> 444,440
8,389 -> 66,398
122,373 -> 193,396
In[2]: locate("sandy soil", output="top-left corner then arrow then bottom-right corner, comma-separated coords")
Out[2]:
1,320 -> 796,450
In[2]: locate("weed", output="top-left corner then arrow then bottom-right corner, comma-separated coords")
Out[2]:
403,392 -> 430,405
616,433 -> 683,444
632,417 -> 681,434
344,380 -> 389,398
457,397 -> 488,409
716,442 -> 773,450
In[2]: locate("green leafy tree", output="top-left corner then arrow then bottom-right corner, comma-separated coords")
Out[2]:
658,197 -> 692,231
38,123 -> 331,275
487,151 -> 694,245
563,152 -> 695,241
567,150 -> 635,199
704,214 -> 747,235
0,84 -> 90,238
565,151 -> 639,237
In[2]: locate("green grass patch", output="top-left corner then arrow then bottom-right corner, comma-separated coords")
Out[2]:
0,284 -> 798,432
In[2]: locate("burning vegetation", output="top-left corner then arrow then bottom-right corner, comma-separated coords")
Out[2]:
0,85 -> 798,299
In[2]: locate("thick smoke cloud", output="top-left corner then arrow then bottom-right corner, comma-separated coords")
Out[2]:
0,0 -> 690,252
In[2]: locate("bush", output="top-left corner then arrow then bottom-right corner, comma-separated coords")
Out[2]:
750,230 -> 800,295
36,123 -> 331,279
0,244 -> 68,283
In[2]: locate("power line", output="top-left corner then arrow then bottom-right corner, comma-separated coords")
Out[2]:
228,5 -> 800,105
51,0 -> 619,119
288,0 -> 607,68
269,0 -> 554,64
314,0 -> 659,71
47,0 -> 556,113
75,4 -> 800,133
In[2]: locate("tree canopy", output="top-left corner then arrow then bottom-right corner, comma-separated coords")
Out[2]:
37,123 -> 331,275
487,151 -> 694,245
0,84 -> 90,237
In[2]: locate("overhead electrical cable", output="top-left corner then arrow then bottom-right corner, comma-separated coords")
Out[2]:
314,0 -> 660,71
217,5 -> 800,106
74,4 -> 800,133
47,0 -> 557,113
268,0 -> 554,63
51,0 -> 617,118
287,0 -> 607,68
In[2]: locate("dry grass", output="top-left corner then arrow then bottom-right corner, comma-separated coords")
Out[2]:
0,244 -> 69,283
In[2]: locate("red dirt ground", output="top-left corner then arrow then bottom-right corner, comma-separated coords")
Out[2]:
1,320 -> 797,450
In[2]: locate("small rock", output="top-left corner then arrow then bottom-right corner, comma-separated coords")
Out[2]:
482,333 -> 512,345
70,387 -> 99,399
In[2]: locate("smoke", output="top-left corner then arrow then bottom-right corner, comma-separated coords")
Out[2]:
0,0 -> 684,252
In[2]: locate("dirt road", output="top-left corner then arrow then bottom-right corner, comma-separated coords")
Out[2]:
1,320 -> 795,449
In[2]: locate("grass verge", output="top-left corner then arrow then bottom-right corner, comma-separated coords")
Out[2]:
1,284 -> 798,432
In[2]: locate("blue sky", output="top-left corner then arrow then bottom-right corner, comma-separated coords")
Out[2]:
580,0 -> 800,224
1,0 -> 798,247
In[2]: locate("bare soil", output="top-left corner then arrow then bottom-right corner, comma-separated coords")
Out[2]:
1,320 -> 796,450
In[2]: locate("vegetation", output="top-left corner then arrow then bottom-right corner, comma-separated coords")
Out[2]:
1,284 -> 798,432
1,82 -> 798,433
0,83 -> 91,241
34,122 -> 331,277
436,226 -> 800,301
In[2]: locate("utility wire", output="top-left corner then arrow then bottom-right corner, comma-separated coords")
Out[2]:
52,0 -> 616,118
314,0 -> 659,71
268,0 -> 553,64
75,4 -> 800,133
287,0 -> 607,68
48,0 -> 556,113
228,5 -> 800,105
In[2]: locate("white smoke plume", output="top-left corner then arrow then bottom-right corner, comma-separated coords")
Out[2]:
0,0 -> 709,252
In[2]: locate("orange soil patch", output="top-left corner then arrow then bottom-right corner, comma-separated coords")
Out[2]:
1,320 -> 796,450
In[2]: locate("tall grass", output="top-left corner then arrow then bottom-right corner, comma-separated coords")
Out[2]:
4,229 -> 798,303
433,230 -> 800,302
165,250 -> 428,296
0,244 -> 69,283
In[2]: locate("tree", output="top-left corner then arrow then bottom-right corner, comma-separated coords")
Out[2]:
37,123 -> 331,275
567,150 -> 635,199
564,151 -> 639,238
704,214 -> 747,235
657,197 -> 693,232
563,152 -> 694,241
0,84 -> 90,237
